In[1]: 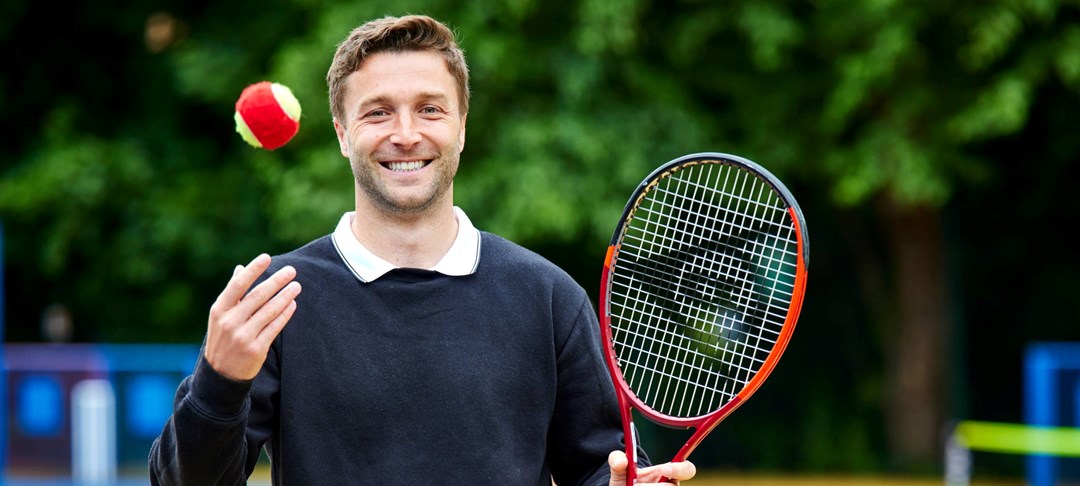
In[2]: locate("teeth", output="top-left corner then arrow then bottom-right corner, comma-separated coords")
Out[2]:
386,161 -> 426,172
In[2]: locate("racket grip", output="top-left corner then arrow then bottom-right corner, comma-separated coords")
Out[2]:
624,421 -> 639,485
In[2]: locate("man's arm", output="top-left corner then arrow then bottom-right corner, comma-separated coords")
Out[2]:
546,291 -> 697,486
148,354 -> 270,485
149,254 -> 297,485
547,294 -> 645,486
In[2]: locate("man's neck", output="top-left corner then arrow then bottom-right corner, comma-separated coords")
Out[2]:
350,199 -> 459,270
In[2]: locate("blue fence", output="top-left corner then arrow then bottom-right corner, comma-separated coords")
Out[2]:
3,343 -> 199,476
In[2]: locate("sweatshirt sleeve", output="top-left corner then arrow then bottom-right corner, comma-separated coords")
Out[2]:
547,293 -> 651,486
148,341 -> 280,486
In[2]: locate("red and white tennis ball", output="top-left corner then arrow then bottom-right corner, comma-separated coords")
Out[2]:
234,81 -> 301,150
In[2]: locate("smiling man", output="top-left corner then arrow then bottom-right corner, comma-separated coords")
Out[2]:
334,47 -> 465,269
149,14 -> 695,486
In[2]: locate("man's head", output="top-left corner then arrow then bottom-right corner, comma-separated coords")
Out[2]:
327,15 -> 470,126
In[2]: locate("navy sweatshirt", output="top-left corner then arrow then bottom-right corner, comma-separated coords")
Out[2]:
149,232 -> 642,485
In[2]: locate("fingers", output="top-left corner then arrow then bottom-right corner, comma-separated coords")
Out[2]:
631,460 -> 697,485
608,450 -> 628,469
659,460 -> 696,482
253,283 -> 300,347
213,254 -> 272,313
214,254 -> 298,326
205,254 -> 301,381
607,451 -> 628,486
219,257 -> 299,346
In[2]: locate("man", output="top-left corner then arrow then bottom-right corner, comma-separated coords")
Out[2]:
149,14 -> 696,485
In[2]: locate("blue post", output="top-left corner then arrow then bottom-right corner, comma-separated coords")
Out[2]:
1024,342 -> 1080,486
1025,344 -> 1059,486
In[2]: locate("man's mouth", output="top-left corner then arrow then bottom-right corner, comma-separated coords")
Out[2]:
383,160 -> 431,172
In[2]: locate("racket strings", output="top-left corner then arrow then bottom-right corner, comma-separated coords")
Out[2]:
621,183 -> 800,286
609,161 -> 799,419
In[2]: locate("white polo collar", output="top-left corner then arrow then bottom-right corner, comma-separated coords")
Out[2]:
331,207 -> 481,282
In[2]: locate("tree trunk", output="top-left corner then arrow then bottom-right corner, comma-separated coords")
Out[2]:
880,202 -> 949,470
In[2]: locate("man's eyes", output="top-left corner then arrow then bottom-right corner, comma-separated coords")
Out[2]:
362,105 -> 444,118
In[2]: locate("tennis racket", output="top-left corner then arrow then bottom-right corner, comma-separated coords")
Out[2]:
599,152 -> 809,484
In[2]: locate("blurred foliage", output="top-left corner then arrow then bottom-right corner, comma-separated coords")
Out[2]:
2,0 -> 1080,475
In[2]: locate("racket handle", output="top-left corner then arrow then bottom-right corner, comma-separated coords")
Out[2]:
623,419 -> 639,485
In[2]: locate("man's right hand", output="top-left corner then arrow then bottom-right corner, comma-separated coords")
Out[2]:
205,253 -> 301,381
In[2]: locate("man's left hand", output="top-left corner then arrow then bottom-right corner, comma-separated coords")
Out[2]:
607,450 -> 697,485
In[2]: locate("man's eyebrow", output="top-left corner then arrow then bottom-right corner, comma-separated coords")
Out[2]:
415,91 -> 450,102
357,91 -> 450,108
354,94 -> 391,110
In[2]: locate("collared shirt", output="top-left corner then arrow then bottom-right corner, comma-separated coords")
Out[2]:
331,207 -> 481,282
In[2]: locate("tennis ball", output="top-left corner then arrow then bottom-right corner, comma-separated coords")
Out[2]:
234,81 -> 302,150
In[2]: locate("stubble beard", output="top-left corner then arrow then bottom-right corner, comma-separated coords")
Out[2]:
349,142 -> 460,216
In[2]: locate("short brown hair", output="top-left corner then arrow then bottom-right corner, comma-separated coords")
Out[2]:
327,15 -> 470,124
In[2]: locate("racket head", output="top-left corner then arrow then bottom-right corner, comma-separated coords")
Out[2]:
599,152 -> 809,430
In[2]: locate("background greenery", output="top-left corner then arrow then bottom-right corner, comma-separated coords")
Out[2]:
2,0 -> 1079,478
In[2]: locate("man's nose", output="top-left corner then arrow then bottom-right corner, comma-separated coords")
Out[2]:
389,114 -> 422,147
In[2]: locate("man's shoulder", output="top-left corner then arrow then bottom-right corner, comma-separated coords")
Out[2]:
478,232 -> 581,285
268,234 -> 337,270
479,231 -> 548,266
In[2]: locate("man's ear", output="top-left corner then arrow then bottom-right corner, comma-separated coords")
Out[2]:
458,113 -> 467,153
333,118 -> 350,157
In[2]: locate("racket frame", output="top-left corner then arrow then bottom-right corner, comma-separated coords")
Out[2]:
598,152 -> 809,482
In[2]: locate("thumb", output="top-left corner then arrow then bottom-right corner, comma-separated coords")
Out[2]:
608,450 -> 629,486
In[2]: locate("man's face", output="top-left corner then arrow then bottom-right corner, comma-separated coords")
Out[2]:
333,50 -> 467,215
